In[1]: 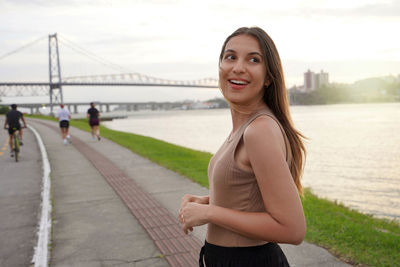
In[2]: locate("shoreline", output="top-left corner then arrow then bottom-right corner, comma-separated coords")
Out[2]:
102,104 -> 400,222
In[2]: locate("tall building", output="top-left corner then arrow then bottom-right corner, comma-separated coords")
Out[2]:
303,69 -> 329,91
318,70 -> 329,88
304,69 -> 313,92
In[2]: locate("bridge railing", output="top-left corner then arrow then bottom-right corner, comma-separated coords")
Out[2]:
62,73 -> 218,87
0,74 -> 219,97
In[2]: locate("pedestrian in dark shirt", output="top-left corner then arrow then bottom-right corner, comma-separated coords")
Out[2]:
4,104 -> 27,157
87,102 -> 101,141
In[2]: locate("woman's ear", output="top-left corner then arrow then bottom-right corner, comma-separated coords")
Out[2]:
264,79 -> 271,87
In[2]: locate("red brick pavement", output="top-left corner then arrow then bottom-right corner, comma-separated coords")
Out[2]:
35,120 -> 203,267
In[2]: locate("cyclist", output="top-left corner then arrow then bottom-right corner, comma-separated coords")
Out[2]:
4,104 -> 27,157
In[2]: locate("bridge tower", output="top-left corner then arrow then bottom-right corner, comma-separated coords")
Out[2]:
48,33 -> 63,114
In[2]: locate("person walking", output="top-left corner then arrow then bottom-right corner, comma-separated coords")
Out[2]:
4,104 -> 27,157
55,104 -> 71,145
87,102 -> 101,141
178,27 -> 307,266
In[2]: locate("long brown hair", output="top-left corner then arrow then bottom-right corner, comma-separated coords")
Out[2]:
219,27 -> 306,194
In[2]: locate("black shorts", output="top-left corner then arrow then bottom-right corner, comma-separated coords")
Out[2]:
59,120 -> 69,128
89,118 -> 99,126
8,125 -> 20,135
199,240 -> 290,267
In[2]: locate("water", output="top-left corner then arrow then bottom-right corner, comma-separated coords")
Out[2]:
103,103 -> 400,221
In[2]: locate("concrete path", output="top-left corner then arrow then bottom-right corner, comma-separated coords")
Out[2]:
1,116 -> 353,266
30,119 -> 168,267
0,119 -> 42,267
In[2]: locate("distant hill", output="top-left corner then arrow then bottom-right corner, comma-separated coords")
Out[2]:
354,74 -> 399,89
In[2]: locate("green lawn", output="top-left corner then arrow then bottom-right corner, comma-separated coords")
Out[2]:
28,115 -> 400,267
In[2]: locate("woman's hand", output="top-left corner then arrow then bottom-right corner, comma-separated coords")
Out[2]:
181,194 -> 209,206
179,202 -> 210,234
178,194 -> 210,234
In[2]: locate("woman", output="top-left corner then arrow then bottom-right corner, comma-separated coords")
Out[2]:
178,27 -> 306,266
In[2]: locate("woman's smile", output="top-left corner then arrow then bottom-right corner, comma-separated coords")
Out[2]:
228,78 -> 250,90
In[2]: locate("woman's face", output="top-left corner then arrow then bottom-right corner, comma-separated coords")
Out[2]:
219,34 -> 268,108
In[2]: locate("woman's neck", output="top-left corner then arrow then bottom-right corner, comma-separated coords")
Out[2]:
230,102 -> 268,132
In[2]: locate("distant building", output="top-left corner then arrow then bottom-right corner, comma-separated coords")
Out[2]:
303,69 -> 329,91
304,69 -> 313,92
318,70 -> 329,88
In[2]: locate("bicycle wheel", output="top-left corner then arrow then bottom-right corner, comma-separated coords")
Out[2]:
13,134 -> 19,162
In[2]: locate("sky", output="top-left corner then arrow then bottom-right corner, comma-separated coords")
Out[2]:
0,0 -> 399,103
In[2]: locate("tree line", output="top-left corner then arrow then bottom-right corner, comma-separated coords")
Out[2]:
289,76 -> 400,105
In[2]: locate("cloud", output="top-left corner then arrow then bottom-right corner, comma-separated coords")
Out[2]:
2,0 -> 183,8
295,1 -> 400,18
2,0 -> 74,7
2,0 -> 114,7
1,0 -> 399,90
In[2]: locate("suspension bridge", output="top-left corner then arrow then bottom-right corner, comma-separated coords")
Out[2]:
0,34 -> 219,112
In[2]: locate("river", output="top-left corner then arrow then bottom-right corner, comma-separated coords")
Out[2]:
103,103 -> 400,221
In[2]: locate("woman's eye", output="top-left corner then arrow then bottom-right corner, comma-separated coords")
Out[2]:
224,54 -> 235,60
250,57 -> 260,63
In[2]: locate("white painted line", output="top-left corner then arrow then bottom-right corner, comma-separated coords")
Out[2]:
29,125 -> 52,267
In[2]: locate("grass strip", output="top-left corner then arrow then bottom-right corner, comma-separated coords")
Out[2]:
28,114 -> 400,267
302,189 -> 400,266
27,115 -> 211,187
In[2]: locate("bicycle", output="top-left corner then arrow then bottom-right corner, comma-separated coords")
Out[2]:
11,128 -> 21,162
4,126 -> 24,162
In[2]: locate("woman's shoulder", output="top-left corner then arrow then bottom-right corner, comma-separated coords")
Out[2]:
243,115 -> 285,148
246,114 -> 282,137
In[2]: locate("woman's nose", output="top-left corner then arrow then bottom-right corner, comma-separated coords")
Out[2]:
232,59 -> 245,74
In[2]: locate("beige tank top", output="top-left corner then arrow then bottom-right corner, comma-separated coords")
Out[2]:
206,108 -> 292,247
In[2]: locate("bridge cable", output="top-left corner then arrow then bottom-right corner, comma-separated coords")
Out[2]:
0,35 -> 47,61
58,35 -> 133,73
56,35 -> 218,86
